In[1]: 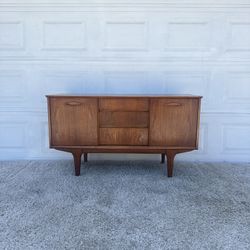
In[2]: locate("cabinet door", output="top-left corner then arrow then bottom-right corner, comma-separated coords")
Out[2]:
49,97 -> 98,146
149,98 -> 199,147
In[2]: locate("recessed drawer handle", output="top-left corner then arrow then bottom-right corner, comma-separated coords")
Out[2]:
66,101 -> 82,106
165,102 -> 182,107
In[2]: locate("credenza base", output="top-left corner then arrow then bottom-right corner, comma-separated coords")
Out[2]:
55,147 -> 194,177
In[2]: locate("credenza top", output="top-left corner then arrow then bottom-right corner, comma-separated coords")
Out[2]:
46,94 -> 202,99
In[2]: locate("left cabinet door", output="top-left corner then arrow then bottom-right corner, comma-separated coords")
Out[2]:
48,97 -> 98,146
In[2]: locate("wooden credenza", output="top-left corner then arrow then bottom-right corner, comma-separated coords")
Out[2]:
46,95 -> 202,177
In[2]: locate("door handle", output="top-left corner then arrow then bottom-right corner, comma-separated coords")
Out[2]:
164,102 -> 182,107
65,101 -> 82,106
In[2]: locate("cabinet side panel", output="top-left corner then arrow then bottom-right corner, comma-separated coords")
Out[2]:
49,97 -> 98,146
195,98 -> 202,149
47,97 -> 53,148
149,98 -> 199,147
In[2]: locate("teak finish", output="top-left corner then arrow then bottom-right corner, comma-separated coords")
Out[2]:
99,111 -> 149,128
150,98 -> 199,147
100,128 -> 148,145
47,95 -> 202,177
49,97 -> 98,146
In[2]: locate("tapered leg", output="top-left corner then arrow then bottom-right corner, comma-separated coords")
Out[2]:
84,153 -> 88,162
166,151 -> 176,177
161,153 -> 165,163
72,150 -> 82,176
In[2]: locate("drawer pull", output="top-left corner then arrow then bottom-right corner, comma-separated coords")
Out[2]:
165,102 -> 182,107
66,101 -> 82,106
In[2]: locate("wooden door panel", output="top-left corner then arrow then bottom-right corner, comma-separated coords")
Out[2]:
49,97 -> 98,146
149,98 -> 199,147
99,128 -> 148,145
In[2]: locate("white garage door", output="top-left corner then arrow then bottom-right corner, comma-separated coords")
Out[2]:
0,0 -> 250,161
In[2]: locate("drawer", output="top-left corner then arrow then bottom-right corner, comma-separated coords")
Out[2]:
99,128 -> 148,145
99,111 -> 149,128
99,98 -> 149,111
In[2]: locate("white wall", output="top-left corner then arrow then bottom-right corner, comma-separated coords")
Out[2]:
0,0 -> 250,161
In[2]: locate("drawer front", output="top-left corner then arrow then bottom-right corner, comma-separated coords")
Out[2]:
99,111 -> 149,128
99,98 -> 149,111
99,128 -> 148,145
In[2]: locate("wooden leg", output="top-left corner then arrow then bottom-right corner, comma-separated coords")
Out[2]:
165,149 -> 193,177
72,150 -> 82,176
84,153 -> 88,162
161,153 -> 165,163
166,150 -> 176,177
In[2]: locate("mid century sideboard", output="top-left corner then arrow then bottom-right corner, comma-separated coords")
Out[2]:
46,95 -> 202,177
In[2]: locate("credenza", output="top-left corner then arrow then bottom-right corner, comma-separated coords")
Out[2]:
46,95 -> 202,177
